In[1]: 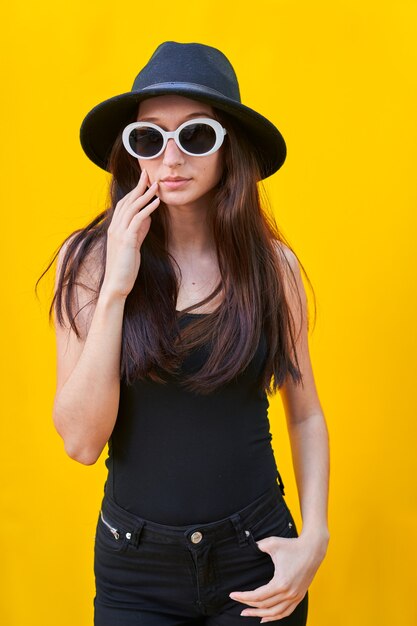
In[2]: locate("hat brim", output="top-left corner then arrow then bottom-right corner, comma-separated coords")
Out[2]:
79,83 -> 286,179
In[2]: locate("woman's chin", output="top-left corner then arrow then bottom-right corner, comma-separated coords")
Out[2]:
160,192 -> 207,210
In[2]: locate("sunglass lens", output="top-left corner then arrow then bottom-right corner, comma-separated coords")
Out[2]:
129,127 -> 163,158
179,123 -> 217,155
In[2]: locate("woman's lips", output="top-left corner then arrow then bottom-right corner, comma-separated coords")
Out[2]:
160,178 -> 191,190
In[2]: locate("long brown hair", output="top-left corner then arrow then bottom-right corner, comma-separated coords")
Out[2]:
36,106 -> 316,395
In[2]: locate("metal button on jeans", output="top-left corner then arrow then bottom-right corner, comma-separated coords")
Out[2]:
190,531 -> 203,544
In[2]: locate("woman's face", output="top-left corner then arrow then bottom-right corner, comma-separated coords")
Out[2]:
135,95 -> 225,209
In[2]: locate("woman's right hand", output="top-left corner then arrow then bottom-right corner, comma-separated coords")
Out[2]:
101,169 -> 160,298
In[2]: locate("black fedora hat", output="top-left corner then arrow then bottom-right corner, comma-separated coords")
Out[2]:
79,41 -> 286,179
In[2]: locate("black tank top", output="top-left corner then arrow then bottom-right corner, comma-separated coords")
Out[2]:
104,312 -> 279,524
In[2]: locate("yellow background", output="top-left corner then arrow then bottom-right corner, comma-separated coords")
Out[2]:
1,1 -> 416,624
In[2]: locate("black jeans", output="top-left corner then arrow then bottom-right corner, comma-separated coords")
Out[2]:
94,482 -> 309,625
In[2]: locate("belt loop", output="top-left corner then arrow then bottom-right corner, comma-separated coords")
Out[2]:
230,513 -> 249,547
277,470 -> 285,495
130,519 -> 145,549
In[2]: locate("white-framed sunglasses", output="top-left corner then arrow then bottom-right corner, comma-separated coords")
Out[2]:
122,117 -> 227,159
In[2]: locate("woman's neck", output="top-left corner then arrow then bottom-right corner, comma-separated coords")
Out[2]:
166,202 -> 215,259
165,199 -> 221,312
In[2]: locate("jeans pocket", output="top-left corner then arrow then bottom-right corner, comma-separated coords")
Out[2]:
244,499 -> 299,557
95,510 -> 130,554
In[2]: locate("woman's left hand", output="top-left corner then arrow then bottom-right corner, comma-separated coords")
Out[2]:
229,531 -> 329,623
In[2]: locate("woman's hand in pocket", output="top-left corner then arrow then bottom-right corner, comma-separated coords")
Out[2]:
229,531 -> 329,623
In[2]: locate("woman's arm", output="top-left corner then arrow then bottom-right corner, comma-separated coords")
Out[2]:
52,239 -> 127,465
52,171 -> 160,465
279,245 -> 330,551
229,244 -> 330,621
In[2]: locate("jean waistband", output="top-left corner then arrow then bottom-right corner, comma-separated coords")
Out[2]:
100,480 -> 285,550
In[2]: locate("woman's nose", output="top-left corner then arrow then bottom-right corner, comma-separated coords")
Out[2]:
162,138 -> 185,167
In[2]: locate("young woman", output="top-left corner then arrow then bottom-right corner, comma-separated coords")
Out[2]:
43,41 -> 330,625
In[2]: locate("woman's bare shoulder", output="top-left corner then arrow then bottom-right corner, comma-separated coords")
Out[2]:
54,232 -> 104,335
272,239 -> 298,268
271,240 -> 302,296
56,232 -> 103,288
